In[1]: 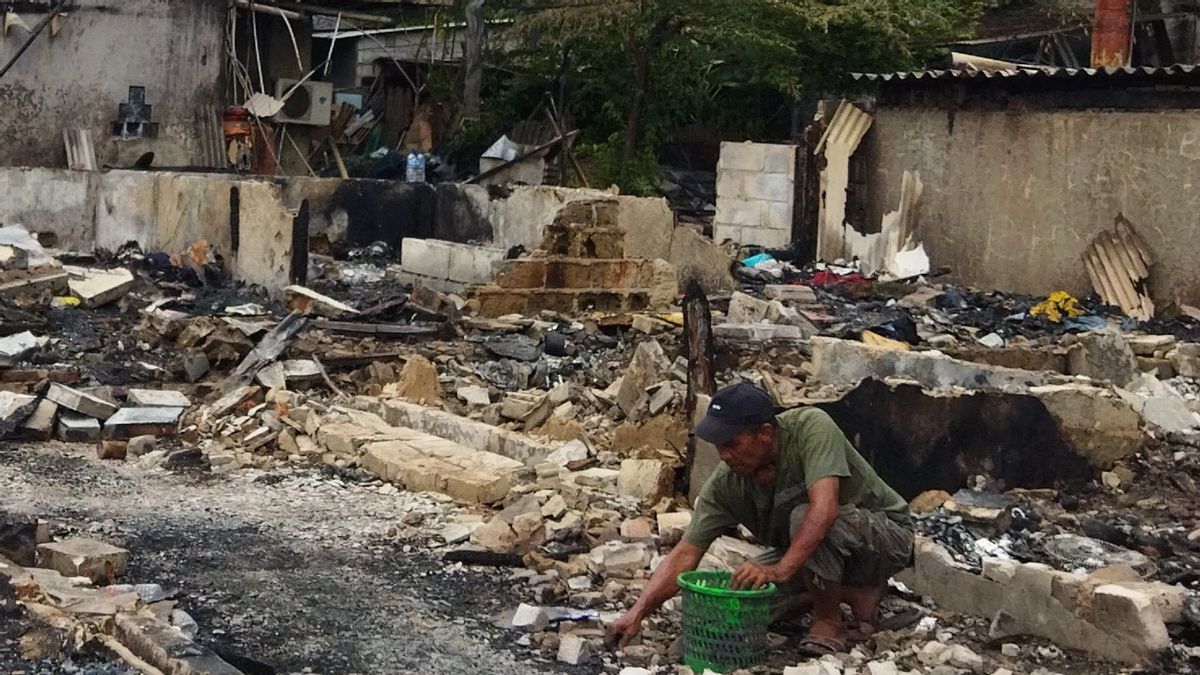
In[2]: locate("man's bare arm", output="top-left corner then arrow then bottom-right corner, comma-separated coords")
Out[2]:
730,476 -> 840,589
604,539 -> 706,649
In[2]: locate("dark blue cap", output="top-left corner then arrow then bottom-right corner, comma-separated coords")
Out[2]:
692,382 -> 776,446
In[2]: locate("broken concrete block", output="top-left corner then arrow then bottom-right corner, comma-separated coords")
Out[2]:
511,511 -> 545,543
811,337 -> 1053,391
1068,331 -> 1140,387
616,458 -> 673,503
616,340 -> 667,416
0,391 -> 39,437
1127,334 -> 1176,357
19,398 -> 57,441
1171,343 -> 1200,378
46,382 -> 118,421
37,538 -> 129,584
701,536 -> 770,572
946,645 -> 984,672
103,407 -> 184,440
510,603 -> 549,632
572,467 -> 620,490
619,517 -> 654,541
284,285 -> 358,318
0,514 -> 49,566
557,634 -> 594,665
0,331 -> 42,365
763,284 -> 817,303
182,352 -> 210,382
713,323 -> 803,340
545,439 -> 589,466
545,511 -> 583,542
727,291 -> 770,324
587,541 -> 652,577
67,267 -> 134,308
456,385 -> 491,407
57,413 -> 101,442
395,355 -> 441,404
766,300 -> 819,337
127,435 -> 157,458
1090,584 -> 1171,656
656,511 -> 693,545
127,389 -> 191,408
471,518 -> 517,553
540,493 -> 568,519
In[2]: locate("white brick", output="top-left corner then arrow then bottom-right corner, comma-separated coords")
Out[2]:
447,245 -> 478,283
744,173 -> 794,202
401,238 -> 451,280
766,202 -> 794,230
741,227 -> 791,249
715,198 -> 766,228
762,144 -> 798,175
715,171 -> 746,200
717,142 -> 766,172
712,224 -> 742,245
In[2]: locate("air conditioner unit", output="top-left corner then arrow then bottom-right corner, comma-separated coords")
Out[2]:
273,80 -> 333,126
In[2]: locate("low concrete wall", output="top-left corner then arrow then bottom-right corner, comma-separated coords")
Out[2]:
0,167 -> 734,293
869,107 -> 1200,307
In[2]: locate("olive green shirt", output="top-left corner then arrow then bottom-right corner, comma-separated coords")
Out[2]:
683,407 -> 910,550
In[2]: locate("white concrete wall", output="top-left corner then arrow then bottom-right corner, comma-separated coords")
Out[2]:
713,142 -> 797,249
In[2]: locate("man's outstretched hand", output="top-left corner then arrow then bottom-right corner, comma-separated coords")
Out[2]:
730,561 -> 791,590
604,611 -> 643,651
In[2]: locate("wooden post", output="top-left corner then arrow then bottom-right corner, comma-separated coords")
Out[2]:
682,279 -> 716,498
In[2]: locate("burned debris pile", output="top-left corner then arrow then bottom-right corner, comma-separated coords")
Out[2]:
1,210 -> 1200,675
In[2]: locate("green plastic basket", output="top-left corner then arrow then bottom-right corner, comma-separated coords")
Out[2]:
677,570 -> 777,673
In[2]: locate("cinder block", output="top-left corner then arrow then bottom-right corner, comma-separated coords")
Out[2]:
762,144 -> 799,175
713,224 -> 743,245
473,247 -> 506,283
476,288 -> 530,316
715,198 -> 766,229
715,171 -> 746,200
401,238 -> 452,280
718,142 -> 766,172
493,260 -> 546,289
37,538 -> 129,583
766,202 -> 794,230
740,226 -> 791,249
745,173 -> 795,203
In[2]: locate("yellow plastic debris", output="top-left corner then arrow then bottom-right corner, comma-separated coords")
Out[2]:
1030,291 -> 1084,323
52,296 -> 81,308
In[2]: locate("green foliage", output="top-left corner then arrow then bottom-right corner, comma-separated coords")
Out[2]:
484,0 -> 988,192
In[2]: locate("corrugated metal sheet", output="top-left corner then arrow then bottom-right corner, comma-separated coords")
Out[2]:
814,100 -> 872,156
854,63 -> 1200,83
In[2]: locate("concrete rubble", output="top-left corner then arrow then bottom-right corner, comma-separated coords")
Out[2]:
0,204 -> 1199,675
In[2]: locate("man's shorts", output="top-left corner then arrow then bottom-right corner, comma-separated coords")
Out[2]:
756,503 -> 914,589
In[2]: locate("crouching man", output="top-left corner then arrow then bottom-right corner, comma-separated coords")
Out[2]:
604,382 -> 915,656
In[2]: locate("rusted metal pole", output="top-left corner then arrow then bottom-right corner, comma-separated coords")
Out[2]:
1091,0 -> 1132,68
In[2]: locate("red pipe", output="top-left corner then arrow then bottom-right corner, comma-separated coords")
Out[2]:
1091,0 -> 1132,68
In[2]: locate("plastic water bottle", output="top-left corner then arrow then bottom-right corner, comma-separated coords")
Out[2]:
406,151 -> 426,183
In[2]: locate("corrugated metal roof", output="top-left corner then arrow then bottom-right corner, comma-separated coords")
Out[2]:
854,64 -> 1200,83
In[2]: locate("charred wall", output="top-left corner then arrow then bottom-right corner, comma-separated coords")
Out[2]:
0,0 -> 226,169
817,379 -> 1093,500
